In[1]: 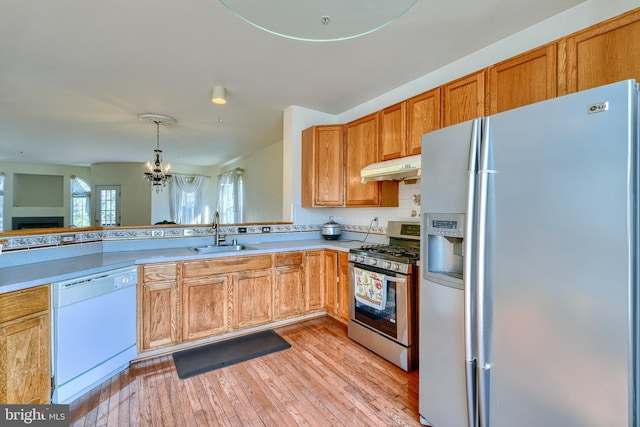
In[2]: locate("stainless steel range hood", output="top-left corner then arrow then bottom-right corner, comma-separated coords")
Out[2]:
360,154 -> 421,183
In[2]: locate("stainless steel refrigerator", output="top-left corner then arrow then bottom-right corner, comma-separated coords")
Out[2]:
419,79 -> 639,427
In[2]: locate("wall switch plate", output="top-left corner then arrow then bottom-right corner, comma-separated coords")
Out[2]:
183,229 -> 194,236
238,227 -> 247,233
61,234 -> 75,243
261,226 -> 271,233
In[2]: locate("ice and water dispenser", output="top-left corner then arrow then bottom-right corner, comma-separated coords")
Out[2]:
423,213 -> 465,288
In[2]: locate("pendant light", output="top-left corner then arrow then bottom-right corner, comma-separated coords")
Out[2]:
139,113 -> 175,192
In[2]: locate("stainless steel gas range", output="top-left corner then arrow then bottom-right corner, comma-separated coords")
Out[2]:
347,221 -> 420,371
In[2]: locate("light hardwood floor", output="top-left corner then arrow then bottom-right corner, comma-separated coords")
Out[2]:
69,317 -> 422,426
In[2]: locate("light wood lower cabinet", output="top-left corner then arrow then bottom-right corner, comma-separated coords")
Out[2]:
182,275 -> 229,341
323,250 -> 350,324
274,252 -> 304,320
337,251 -> 350,323
139,250 -> 345,353
232,269 -> 273,329
304,250 -> 325,312
0,285 -> 51,404
139,263 -> 180,351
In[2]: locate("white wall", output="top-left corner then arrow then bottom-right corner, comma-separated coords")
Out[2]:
285,0 -> 640,228
222,140 -> 284,223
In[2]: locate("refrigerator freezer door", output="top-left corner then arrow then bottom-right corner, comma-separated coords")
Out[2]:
485,80 -> 637,427
420,118 -> 481,426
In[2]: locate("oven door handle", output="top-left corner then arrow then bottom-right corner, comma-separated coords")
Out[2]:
383,275 -> 407,284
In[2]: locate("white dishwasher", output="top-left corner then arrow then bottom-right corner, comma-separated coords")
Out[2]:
52,265 -> 137,404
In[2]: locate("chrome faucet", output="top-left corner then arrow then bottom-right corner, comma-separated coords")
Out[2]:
212,211 -> 225,246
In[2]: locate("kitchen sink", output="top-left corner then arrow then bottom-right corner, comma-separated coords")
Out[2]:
189,244 -> 251,254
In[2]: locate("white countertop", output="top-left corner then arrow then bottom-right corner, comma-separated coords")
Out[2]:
0,239 -> 363,294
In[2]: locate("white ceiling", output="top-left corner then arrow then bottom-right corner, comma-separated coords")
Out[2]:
0,0 -> 586,168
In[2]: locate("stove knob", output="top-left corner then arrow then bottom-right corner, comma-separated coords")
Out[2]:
392,264 -> 400,271
369,258 -> 378,266
383,261 -> 392,269
358,256 -> 365,263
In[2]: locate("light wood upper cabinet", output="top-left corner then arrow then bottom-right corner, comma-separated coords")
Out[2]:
301,125 -> 344,207
345,113 -> 399,207
181,275 -> 229,341
305,250 -> 325,312
442,70 -> 487,127
489,44 -> 557,114
274,252 -> 304,320
0,285 -> 50,404
406,88 -> 441,155
379,101 -> 407,160
139,262 -> 180,351
560,8 -> 640,95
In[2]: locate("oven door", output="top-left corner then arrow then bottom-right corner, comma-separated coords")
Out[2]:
348,262 -> 409,346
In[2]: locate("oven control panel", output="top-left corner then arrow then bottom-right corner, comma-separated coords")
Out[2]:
348,253 -> 410,274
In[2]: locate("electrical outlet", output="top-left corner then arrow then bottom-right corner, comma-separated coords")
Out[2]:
238,227 -> 247,233
261,226 -> 271,233
152,230 -> 164,237
373,217 -> 378,226
61,234 -> 75,243
183,229 -> 194,236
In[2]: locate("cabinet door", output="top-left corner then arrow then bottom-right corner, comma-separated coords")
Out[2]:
379,101 -> 407,160
274,265 -> 304,320
301,125 -> 344,207
489,44 -> 557,114
406,88 -> 441,155
0,313 -> 50,404
323,250 -> 338,315
140,280 -> 180,350
182,275 -> 229,341
560,9 -> 640,95
304,250 -> 324,312
442,70 -> 487,127
231,270 -> 273,329
337,252 -> 350,323
345,114 -> 399,207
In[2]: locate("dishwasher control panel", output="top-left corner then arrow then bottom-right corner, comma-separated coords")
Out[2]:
52,266 -> 138,308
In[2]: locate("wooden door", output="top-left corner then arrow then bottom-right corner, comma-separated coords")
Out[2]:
304,250 -> 324,312
274,265 -> 304,320
560,8 -> 640,95
406,88 -> 441,155
337,251 -> 350,323
323,250 -> 338,315
231,269 -> 273,329
345,113 -> 380,206
489,44 -> 557,114
181,275 -> 229,341
442,70 -> 487,127
139,263 -> 180,351
0,313 -> 50,404
379,101 -> 407,160
301,125 -> 344,207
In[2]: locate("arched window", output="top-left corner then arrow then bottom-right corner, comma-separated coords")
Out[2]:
71,176 -> 91,227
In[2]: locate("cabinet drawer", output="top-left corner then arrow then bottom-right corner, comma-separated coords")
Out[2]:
142,263 -> 177,282
182,255 -> 272,278
275,252 -> 303,267
0,285 -> 49,324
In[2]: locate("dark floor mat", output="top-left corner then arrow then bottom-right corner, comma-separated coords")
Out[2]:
172,330 -> 291,379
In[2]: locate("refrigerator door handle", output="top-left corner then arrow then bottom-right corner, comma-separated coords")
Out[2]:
464,118 -> 481,427
476,116 -> 493,427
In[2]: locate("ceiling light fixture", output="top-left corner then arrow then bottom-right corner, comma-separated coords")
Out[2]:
218,0 -> 417,42
138,113 -> 175,193
211,86 -> 227,104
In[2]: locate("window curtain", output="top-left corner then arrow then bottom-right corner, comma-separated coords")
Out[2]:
216,169 -> 244,223
171,175 -> 205,224
70,175 -> 91,227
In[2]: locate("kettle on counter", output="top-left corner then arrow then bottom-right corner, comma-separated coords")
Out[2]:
321,216 -> 342,240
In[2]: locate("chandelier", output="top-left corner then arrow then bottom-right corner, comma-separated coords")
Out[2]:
139,113 -> 175,192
